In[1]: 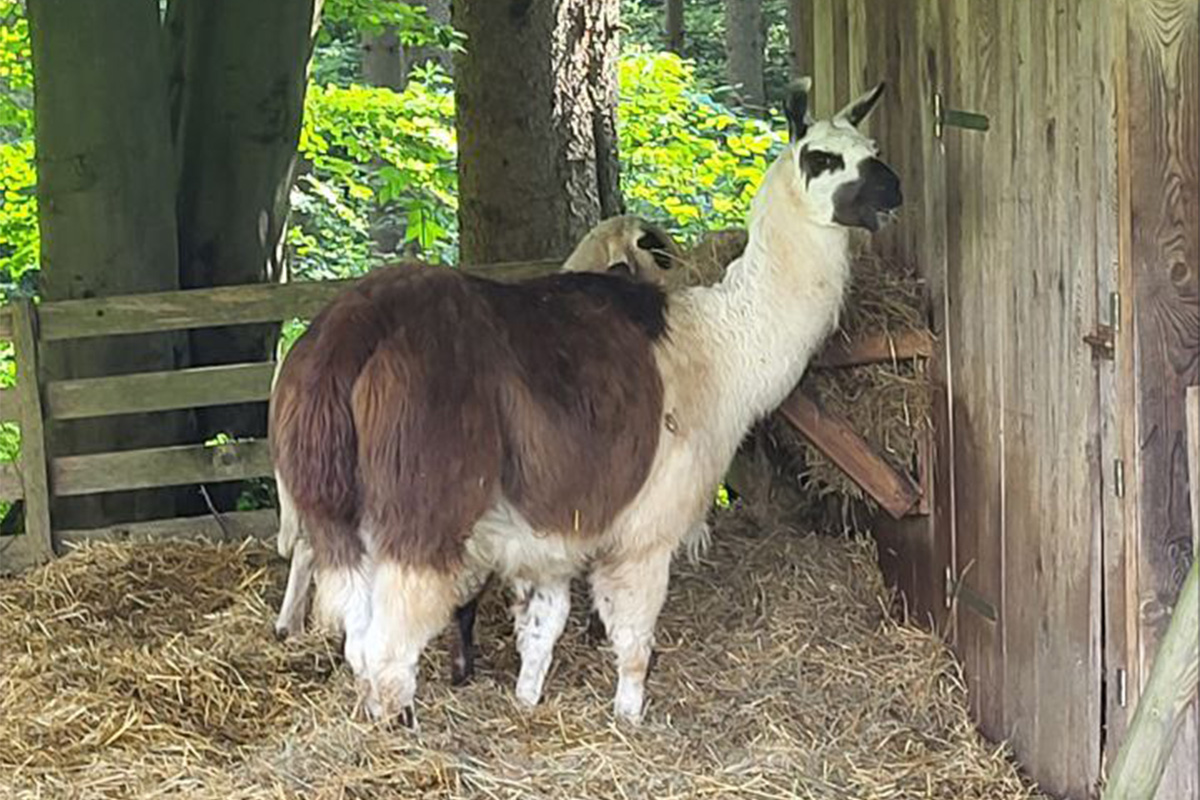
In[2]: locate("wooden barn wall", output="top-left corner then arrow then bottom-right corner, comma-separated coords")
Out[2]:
802,1 -> 1198,798
1113,0 -> 1200,796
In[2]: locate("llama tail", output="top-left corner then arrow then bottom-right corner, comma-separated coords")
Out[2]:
269,292 -> 396,563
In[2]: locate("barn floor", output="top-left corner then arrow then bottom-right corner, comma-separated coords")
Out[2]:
0,508 -> 1045,800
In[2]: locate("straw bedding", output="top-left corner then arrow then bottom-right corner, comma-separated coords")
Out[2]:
0,510 -> 1042,800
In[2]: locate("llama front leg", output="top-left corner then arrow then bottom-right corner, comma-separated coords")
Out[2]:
511,578 -> 571,706
590,547 -> 672,723
362,562 -> 457,726
274,536 -> 316,640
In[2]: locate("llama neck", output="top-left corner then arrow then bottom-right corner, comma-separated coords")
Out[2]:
699,158 -> 852,424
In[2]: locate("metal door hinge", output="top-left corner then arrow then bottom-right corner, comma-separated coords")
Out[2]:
933,92 -> 990,138
944,566 -> 998,621
1084,292 -> 1121,360
1113,459 -> 1125,498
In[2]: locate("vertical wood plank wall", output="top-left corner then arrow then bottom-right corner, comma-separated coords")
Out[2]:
796,0 -> 1196,796
1117,0 -> 1200,795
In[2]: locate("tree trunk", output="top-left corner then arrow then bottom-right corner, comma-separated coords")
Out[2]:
28,0 -> 191,528
172,0 -> 318,509
665,0 -> 684,53
454,0 -> 623,265
786,0 -> 813,80
724,0 -> 765,111
362,27 -> 407,91
406,0 -> 453,75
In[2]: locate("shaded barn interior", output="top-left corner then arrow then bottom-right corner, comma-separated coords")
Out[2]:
790,1 -> 1199,797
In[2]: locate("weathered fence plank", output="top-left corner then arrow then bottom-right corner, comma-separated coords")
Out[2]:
47,362 -> 276,420
35,260 -> 560,342
812,329 -> 935,369
52,439 -> 273,496
58,509 -> 278,545
6,301 -> 54,570
0,462 -> 23,501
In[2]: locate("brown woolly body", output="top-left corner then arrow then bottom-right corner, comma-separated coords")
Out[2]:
274,263 -> 669,574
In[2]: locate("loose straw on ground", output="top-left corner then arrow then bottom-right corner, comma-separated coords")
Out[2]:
2,508 -> 1043,799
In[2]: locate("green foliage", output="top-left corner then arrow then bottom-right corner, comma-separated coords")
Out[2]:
320,0 -> 461,48
618,49 -> 787,240
290,69 -> 458,280
0,1 -> 37,299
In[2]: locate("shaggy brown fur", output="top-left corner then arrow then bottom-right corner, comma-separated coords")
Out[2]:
351,268 -> 669,571
269,264 -> 426,566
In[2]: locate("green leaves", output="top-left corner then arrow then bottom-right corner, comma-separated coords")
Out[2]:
618,50 -> 787,239
290,71 -> 459,278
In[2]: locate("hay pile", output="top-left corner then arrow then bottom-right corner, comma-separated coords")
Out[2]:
1,512 -> 1043,800
679,232 -> 933,522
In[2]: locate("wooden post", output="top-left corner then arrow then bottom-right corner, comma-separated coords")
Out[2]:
0,301 -> 54,573
1102,386 -> 1200,800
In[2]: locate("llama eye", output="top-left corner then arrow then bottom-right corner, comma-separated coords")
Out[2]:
802,149 -> 845,178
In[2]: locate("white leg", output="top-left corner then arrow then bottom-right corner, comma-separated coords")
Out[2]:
274,536 -> 316,640
590,547 -> 673,723
361,562 -> 456,726
312,560 -> 374,679
275,471 -> 302,558
511,578 -> 571,707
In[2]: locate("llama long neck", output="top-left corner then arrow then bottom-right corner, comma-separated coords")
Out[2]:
694,152 -> 853,424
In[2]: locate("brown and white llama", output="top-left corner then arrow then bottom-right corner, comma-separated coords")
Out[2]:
270,77 -> 901,727
270,216 -> 684,683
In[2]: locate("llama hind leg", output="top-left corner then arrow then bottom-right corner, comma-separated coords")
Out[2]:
275,472 -> 302,558
511,577 -> 571,707
274,537 -> 316,640
361,562 -> 457,726
589,546 -> 672,723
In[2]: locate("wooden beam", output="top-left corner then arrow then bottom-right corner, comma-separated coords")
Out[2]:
46,362 -> 276,420
52,439 -> 273,497
32,259 -> 561,342
1188,386 -> 1198,554
812,329 -> 935,369
1,301 -> 53,573
0,462 -> 23,501
1104,386 -> 1200,799
57,509 -> 278,546
775,388 -> 922,519
1103,557 -> 1199,800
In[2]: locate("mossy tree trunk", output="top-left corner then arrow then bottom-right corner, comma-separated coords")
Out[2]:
28,0 -> 319,526
724,0 -> 765,111
454,0 -> 623,265
28,0 -> 191,529
171,0 -> 317,509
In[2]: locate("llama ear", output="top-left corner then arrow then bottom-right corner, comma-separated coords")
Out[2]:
835,81 -> 886,127
784,77 -> 813,142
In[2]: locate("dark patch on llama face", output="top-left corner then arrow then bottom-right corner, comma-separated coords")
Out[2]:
832,156 -> 902,232
800,145 -> 846,184
637,230 -> 675,271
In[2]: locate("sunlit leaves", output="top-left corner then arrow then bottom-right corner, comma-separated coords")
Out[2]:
617,50 -> 787,238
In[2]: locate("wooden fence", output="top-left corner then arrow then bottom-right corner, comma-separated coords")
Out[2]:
0,258 -> 933,573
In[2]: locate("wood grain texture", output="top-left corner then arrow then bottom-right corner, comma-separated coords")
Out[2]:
29,259 -> 561,343
46,362 -> 276,420
811,329 -> 934,369
776,389 -> 922,519
4,302 -> 54,573
1120,1 -> 1200,795
0,462 -> 23,501
57,509 -> 277,546
52,439 -> 273,497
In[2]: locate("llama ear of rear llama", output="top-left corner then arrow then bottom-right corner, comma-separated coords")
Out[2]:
784,77 -> 813,142
835,81 -> 886,127
636,228 -> 675,271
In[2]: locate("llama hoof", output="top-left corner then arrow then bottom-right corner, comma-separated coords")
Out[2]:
399,705 -> 417,731
613,681 -> 645,724
273,623 -> 290,642
515,678 -> 544,708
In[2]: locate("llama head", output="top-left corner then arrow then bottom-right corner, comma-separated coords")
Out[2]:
561,215 -> 684,287
781,78 -> 902,232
